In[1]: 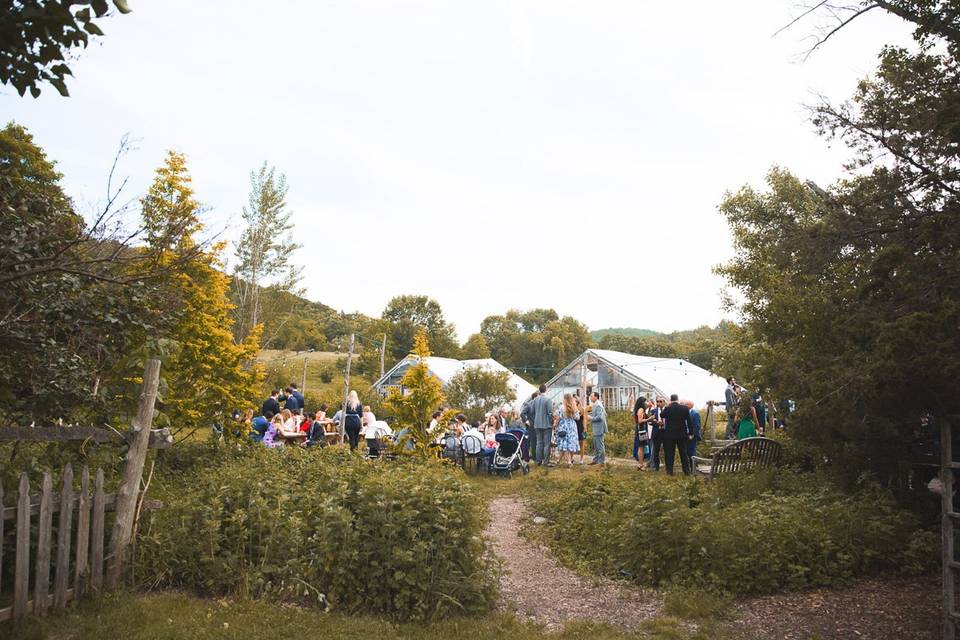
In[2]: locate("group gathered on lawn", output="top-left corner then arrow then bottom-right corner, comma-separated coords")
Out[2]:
233,376 -> 780,476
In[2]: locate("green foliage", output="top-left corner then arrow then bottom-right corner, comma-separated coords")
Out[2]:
536,471 -> 937,596
137,448 -> 499,621
0,123 -> 154,425
715,6 -> 960,484
445,366 -> 516,424
460,332 -> 491,359
382,295 -> 460,361
0,0 -> 132,98
480,309 -> 594,382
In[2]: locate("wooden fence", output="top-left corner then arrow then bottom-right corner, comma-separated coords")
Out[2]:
0,464 -> 161,623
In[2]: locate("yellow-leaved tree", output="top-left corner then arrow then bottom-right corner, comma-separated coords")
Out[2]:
140,151 -> 263,440
384,330 -> 449,453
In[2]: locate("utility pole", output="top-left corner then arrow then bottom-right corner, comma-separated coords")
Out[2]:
340,333 -> 355,446
379,333 -> 387,379
301,356 -> 307,396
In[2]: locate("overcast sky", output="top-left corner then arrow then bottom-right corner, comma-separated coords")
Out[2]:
4,1 -> 915,340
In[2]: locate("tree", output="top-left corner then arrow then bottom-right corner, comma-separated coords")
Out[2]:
446,366 -> 516,424
461,333 -> 491,359
383,331 -> 448,452
480,309 -> 594,382
0,123 -> 154,425
140,152 -> 263,440
232,163 -> 302,344
381,295 -> 459,360
1,0 -> 132,98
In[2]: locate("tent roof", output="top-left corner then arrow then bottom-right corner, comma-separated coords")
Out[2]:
374,356 -> 537,410
550,348 -> 728,407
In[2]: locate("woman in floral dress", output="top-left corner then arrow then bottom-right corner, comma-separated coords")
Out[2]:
555,393 -> 580,466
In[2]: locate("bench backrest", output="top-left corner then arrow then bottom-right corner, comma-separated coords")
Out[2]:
711,437 -> 783,476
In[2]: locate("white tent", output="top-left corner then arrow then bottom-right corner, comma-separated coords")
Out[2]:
545,348 -> 727,409
373,355 -> 536,410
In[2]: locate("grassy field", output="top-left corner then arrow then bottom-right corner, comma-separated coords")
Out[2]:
2,591 -> 724,640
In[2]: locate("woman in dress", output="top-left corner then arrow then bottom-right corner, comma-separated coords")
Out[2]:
573,394 -> 586,464
634,396 -> 652,470
736,395 -> 759,440
344,390 -> 363,451
555,393 -> 580,467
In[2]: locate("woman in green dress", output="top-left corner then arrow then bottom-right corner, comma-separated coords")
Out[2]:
736,395 -> 759,440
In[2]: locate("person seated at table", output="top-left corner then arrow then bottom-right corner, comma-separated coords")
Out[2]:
250,411 -> 271,442
305,410 -> 329,448
298,412 -> 312,433
364,419 -> 393,457
452,413 -> 468,436
262,415 -> 284,448
276,409 -> 301,439
462,422 -> 495,462
362,405 -> 376,432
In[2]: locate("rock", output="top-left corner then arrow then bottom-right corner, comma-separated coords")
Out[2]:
532,516 -> 548,525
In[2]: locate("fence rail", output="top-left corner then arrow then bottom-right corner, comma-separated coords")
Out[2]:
0,464 -> 160,623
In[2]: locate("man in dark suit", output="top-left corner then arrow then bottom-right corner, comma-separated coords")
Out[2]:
261,389 -> 281,417
660,394 -> 693,475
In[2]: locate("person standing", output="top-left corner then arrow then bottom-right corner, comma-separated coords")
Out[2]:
647,397 -> 665,470
724,377 -> 739,439
632,396 -> 645,464
555,393 -> 580,467
520,391 -> 539,461
261,389 -> 281,418
574,392 -> 586,464
289,383 -> 305,416
684,400 -> 702,465
634,396 -> 652,470
753,393 -> 767,434
588,391 -> 607,465
660,394 -> 693,475
498,405 -> 512,432
737,395 -> 759,440
532,384 -> 554,465
343,390 -> 363,451
283,386 -> 300,415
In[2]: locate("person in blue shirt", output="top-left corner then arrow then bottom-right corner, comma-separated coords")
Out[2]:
250,411 -> 271,442
289,383 -> 306,416
283,386 -> 300,415
684,400 -> 702,464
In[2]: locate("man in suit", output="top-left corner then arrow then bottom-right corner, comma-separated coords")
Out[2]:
289,383 -> 306,416
261,389 -> 281,418
724,377 -> 739,439
661,394 -> 694,475
520,391 -> 538,461
532,384 -> 554,465
588,391 -> 607,465
684,400 -> 702,465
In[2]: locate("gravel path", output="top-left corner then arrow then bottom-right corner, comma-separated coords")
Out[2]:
485,496 -> 662,631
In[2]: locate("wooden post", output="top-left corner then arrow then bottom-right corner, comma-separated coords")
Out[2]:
708,402 -> 717,441
90,469 -> 105,592
0,479 -> 4,598
380,333 -> 387,379
34,472 -> 53,616
340,333 -> 355,446
13,474 -> 30,621
941,418 -> 955,640
106,358 -> 160,589
301,356 -> 308,396
75,466 -> 90,598
53,464 -> 74,611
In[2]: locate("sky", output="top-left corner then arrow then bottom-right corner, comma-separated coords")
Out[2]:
3,1 -> 916,341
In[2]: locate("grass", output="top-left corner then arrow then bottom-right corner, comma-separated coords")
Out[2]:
1,592 -> 729,640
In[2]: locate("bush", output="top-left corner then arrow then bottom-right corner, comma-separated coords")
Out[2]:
137,448 -> 498,621
536,470 -> 937,596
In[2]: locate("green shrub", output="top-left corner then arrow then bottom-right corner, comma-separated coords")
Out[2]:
536,471 -> 937,596
137,448 -> 498,621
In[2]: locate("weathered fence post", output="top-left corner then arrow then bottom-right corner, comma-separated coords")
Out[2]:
0,479 -> 4,599
105,358 -> 160,589
90,469 -> 105,592
53,464 -> 74,610
942,418 -> 955,640
75,465 -> 91,597
13,474 -> 30,620
34,472 -> 53,616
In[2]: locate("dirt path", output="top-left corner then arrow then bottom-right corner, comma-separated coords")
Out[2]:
485,496 -> 662,631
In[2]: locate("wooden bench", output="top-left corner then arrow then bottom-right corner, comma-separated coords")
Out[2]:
692,437 -> 783,479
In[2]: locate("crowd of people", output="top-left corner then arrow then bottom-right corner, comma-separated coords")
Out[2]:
231,377 -> 782,476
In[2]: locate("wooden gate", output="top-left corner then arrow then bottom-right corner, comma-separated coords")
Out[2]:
0,358 -> 164,623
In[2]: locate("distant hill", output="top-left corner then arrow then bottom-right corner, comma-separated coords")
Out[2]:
590,327 -> 661,341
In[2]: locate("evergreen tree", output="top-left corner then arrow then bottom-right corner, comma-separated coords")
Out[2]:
141,152 -> 263,439
384,331 -> 447,452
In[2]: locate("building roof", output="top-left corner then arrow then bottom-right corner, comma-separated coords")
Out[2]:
548,348 -> 728,407
374,356 -> 537,410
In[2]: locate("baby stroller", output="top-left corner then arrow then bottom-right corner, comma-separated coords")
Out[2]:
490,429 -> 530,477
